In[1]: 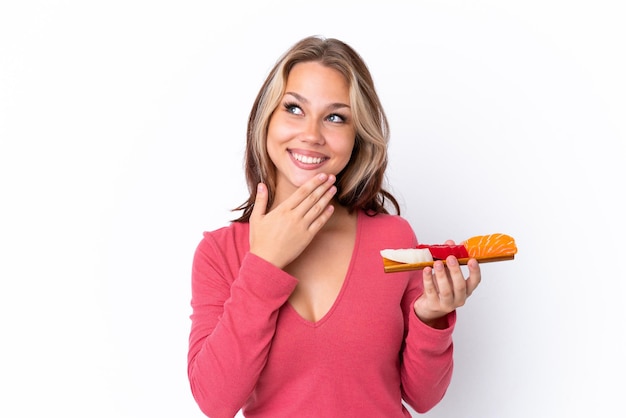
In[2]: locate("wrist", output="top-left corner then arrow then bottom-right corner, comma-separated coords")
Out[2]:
415,312 -> 449,330
249,249 -> 287,270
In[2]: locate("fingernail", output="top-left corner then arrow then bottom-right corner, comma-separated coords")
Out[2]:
447,257 -> 458,267
318,173 -> 328,180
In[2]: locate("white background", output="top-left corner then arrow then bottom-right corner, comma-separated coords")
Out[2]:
1,1 -> 625,417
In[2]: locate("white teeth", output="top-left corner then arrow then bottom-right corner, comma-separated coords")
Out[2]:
292,152 -> 324,164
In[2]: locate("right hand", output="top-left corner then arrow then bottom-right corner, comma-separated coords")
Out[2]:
249,173 -> 337,269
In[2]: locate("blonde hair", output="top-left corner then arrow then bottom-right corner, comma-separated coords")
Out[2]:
233,35 -> 399,222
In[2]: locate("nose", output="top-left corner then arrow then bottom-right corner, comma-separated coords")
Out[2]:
300,119 -> 325,145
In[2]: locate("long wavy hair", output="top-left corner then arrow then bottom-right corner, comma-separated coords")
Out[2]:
232,35 -> 399,222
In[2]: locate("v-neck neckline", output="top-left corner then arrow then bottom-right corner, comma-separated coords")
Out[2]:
285,210 -> 362,327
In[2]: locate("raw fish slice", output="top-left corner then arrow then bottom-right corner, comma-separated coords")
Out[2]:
380,248 -> 433,264
462,233 -> 517,258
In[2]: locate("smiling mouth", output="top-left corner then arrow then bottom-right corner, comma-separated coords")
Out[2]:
290,151 -> 327,165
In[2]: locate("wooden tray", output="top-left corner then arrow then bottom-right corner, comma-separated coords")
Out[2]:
383,255 -> 515,273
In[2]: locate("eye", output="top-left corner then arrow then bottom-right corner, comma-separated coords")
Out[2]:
283,102 -> 303,115
326,113 -> 346,123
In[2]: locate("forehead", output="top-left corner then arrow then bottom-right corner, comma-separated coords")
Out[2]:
285,61 -> 350,100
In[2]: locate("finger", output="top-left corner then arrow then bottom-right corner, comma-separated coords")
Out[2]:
444,239 -> 456,245
433,260 -> 453,303
422,267 -> 439,298
301,175 -> 336,215
302,184 -> 337,227
306,203 -> 335,233
446,256 -> 468,303
291,173 -> 335,212
249,183 -> 268,222
465,258 -> 482,297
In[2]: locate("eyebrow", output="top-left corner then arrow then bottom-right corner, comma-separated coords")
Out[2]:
284,92 -> 351,111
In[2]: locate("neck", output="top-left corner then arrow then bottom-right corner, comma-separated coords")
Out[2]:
321,201 -> 356,232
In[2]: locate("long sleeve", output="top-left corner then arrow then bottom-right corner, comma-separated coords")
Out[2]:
187,214 -> 459,418
187,232 -> 298,418
399,272 -> 456,413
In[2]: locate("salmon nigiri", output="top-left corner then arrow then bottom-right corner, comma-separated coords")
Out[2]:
461,233 -> 517,258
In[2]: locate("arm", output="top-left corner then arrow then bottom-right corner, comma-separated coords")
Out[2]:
188,174 -> 338,417
399,271 -> 456,413
400,253 -> 482,412
187,238 -> 297,418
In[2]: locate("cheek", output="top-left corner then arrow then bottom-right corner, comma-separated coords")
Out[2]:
338,137 -> 356,164
267,113 -> 295,139
265,120 -> 284,155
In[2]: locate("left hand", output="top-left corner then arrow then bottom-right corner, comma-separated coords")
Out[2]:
413,240 -> 481,328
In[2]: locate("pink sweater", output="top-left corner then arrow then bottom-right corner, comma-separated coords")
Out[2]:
188,211 -> 456,418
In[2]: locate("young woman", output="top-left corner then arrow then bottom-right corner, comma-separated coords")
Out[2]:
187,35 -> 481,418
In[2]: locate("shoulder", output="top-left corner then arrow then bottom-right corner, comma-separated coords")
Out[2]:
202,221 -> 248,243
359,211 -> 417,247
360,211 -> 414,234
193,222 -> 250,278
198,221 -> 249,255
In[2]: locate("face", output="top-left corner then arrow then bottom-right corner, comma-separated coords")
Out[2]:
266,61 -> 356,204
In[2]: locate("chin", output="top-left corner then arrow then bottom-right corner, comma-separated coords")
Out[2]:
290,173 -> 316,187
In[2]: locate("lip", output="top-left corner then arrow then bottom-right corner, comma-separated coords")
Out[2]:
288,149 -> 329,169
